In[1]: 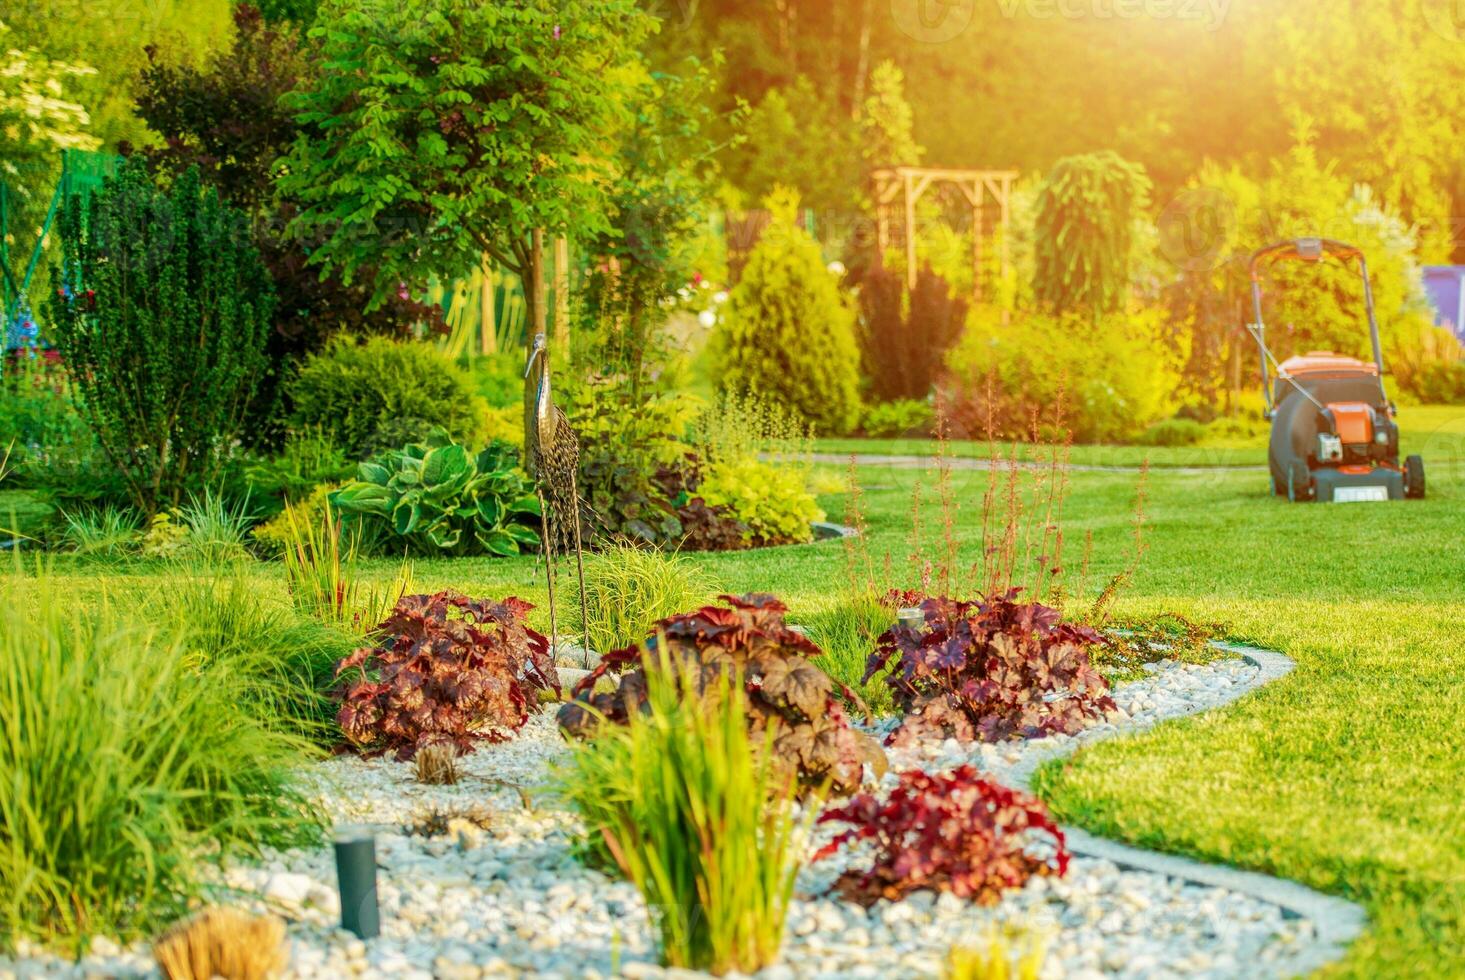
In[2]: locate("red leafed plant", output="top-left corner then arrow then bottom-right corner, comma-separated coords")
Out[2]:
866,591 -> 1114,744
334,591 -> 558,759
814,765 -> 1069,906
557,593 -> 886,796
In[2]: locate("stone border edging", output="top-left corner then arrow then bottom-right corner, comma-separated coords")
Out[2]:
1010,643 -> 1366,979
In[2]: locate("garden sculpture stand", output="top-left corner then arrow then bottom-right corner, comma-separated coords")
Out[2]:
523,332 -> 589,653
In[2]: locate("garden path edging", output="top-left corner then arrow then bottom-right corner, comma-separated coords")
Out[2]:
1010,642 -> 1366,979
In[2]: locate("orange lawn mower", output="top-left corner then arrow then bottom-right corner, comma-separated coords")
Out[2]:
1247,238 -> 1425,503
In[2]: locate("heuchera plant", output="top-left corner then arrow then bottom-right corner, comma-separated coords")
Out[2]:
814,765 -> 1069,906
865,591 -> 1115,744
334,591 -> 558,759
558,594 -> 886,795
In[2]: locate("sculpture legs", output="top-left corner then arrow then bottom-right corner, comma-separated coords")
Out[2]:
537,487 -> 558,656
568,467 -> 589,645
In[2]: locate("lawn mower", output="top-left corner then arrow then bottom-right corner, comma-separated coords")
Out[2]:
1247,237 -> 1424,503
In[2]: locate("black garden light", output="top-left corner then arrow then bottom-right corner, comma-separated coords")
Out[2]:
334,827 -> 380,939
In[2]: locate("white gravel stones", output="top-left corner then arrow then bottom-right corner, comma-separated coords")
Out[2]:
0,657 -> 1325,980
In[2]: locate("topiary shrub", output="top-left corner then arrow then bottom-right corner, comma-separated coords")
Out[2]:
286,336 -> 489,459
558,593 -> 886,796
713,188 -> 862,434
48,163 -> 273,513
334,591 -> 558,759
865,592 -> 1115,744
814,765 -> 1069,906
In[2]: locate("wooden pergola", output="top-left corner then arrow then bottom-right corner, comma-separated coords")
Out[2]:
872,166 -> 1018,297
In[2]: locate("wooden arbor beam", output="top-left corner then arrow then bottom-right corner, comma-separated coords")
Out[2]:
867,166 -> 1019,300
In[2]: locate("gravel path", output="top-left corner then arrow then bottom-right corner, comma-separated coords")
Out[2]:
1,657 -> 1344,980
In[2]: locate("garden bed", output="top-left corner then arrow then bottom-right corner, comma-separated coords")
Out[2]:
0,655 -> 1357,980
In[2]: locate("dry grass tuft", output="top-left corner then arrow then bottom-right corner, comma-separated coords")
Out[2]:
153,906 -> 288,980
413,742 -> 460,785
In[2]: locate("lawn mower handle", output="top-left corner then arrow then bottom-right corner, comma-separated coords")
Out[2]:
1246,238 -> 1389,414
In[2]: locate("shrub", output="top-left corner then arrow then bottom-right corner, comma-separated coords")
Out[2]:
570,384 -> 702,547
239,431 -> 356,516
0,357 -> 94,487
334,592 -> 558,759
0,578 -> 322,950
713,188 -> 862,434
49,163 -> 272,514
573,543 -> 711,652
286,336 -> 489,459
864,593 -> 1115,744
1032,151 -> 1150,316
1406,359 -> 1465,404
330,435 -> 541,557
857,265 -> 968,402
652,455 -> 749,552
698,458 -> 824,546
579,444 -> 686,547
862,399 -> 936,438
814,765 -> 1069,906
943,305 -> 1180,443
559,594 -> 886,796
555,656 -> 809,974
1136,417 -> 1207,447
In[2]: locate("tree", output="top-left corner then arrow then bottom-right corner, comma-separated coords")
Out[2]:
134,3 -> 441,444
858,60 -> 922,172
714,189 -> 862,434
721,78 -> 859,215
575,55 -> 721,399
280,0 -> 654,336
1033,151 -> 1151,316
0,20 -> 99,285
1,1 -> 233,154
48,163 -> 273,512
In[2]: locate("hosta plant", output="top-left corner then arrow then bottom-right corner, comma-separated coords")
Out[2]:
330,433 -> 541,557
865,592 -> 1115,744
558,594 -> 885,796
334,592 -> 558,759
815,765 -> 1069,906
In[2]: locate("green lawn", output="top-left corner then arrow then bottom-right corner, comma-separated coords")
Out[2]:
815,403 -> 1465,470
22,407 -> 1465,975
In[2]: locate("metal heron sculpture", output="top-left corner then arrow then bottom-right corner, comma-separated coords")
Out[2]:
523,332 -> 589,652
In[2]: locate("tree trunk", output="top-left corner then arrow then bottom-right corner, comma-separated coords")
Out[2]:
527,229 -> 547,342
